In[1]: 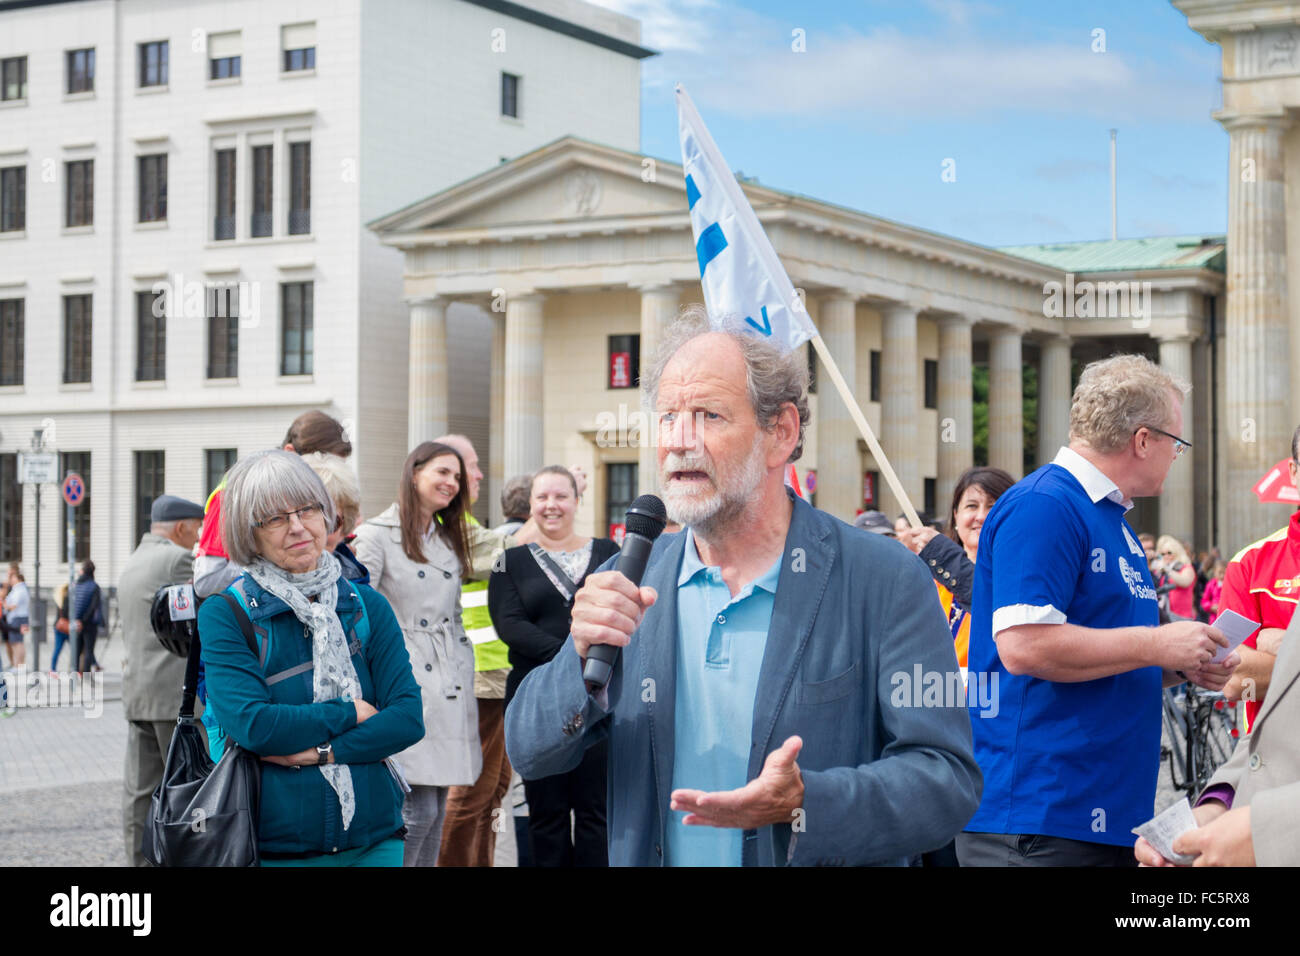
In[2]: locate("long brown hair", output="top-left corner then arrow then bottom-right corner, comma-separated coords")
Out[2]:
398,442 -> 472,572
945,467 -> 1016,547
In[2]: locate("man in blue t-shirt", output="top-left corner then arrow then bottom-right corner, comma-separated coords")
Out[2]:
958,354 -> 1240,867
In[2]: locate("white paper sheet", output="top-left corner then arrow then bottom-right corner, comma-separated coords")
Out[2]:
1132,798 -> 1199,865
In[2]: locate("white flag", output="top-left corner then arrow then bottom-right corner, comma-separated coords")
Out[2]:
676,84 -> 816,353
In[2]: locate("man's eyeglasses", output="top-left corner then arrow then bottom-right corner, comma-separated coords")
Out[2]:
254,504 -> 326,531
1137,425 -> 1191,457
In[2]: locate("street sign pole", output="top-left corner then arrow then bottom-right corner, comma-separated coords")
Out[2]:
61,473 -> 85,674
33,482 -> 40,672
20,438 -> 58,672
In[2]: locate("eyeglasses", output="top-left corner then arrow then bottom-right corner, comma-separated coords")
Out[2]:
1137,425 -> 1191,457
254,504 -> 326,531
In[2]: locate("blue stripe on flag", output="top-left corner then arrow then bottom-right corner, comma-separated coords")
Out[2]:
695,222 -> 727,274
686,174 -> 701,210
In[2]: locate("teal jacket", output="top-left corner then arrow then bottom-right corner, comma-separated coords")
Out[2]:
197,574 -> 424,856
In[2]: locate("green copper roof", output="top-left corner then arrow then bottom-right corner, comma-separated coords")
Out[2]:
997,235 -> 1225,273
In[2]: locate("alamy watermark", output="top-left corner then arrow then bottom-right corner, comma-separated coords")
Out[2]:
150,272 -> 261,328
890,665 -> 999,718
3,671 -> 104,718
1042,273 -> 1152,328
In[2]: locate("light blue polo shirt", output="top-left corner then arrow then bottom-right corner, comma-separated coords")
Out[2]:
667,529 -> 781,867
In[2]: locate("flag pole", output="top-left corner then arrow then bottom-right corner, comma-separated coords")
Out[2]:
808,333 -> 923,530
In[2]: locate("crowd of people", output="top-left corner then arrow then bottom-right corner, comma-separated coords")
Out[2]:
19,302 -> 1300,868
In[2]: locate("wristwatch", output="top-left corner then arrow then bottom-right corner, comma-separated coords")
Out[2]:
317,742 -> 332,765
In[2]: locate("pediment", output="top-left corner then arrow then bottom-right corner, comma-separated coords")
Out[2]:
369,135 -> 787,237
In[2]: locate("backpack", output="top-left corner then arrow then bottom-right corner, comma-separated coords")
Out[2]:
201,578 -> 372,761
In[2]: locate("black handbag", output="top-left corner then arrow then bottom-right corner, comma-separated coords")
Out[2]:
141,592 -> 263,867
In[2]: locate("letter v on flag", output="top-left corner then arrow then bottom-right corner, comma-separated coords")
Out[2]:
677,84 -> 815,353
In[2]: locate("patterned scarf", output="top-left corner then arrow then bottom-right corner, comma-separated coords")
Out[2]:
245,550 -> 359,830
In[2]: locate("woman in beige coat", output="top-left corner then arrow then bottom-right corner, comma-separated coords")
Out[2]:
352,441 -> 479,867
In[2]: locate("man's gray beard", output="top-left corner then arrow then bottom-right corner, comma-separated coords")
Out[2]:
660,435 -> 767,537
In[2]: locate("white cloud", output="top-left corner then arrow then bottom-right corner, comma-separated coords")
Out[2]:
586,0 -> 1210,123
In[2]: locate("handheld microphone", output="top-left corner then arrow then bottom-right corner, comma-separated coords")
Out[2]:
583,494 -> 668,692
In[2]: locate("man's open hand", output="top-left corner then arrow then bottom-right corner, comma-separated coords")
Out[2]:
670,736 -> 805,830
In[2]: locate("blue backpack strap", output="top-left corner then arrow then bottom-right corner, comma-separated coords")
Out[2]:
346,579 -> 371,652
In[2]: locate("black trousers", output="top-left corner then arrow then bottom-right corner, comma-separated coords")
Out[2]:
956,831 -> 1138,867
522,738 -> 608,867
76,626 -> 98,672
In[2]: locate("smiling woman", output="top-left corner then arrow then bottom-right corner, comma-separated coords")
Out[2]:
351,441 -> 479,867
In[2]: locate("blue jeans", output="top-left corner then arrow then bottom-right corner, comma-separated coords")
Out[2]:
51,631 -> 68,670
260,837 -> 405,868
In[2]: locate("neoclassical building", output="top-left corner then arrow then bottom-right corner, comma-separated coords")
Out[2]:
373,137 -> 1228,549
1176,0 -> 1300,548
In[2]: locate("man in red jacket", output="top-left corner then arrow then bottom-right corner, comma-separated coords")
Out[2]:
1222,427 -> 1300,732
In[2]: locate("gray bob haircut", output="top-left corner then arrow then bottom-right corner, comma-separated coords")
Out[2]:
221,449 -> 337,566
641,304 -> 811,461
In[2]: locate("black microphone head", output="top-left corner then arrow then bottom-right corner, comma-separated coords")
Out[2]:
625,494 -> 667,540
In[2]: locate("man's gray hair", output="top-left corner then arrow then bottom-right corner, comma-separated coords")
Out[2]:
221,450 -> 337,566
641,304 -> 811,461
1069,353 -> 1191,455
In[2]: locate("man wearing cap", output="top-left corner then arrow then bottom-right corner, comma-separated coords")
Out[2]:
117,494 -> 206,866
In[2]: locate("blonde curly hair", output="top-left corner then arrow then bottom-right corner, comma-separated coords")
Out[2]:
1069,354 -> 1190,454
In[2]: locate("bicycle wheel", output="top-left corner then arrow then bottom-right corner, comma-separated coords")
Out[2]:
1161,686 -> 1190,792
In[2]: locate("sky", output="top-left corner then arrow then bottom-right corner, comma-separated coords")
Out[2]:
587,0 -> 1226,249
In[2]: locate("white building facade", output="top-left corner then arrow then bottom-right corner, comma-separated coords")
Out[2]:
0,0 -> 649,596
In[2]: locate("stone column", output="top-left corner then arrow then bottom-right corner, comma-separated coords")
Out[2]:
815,294 -> 860,519
988,327 -> 1024,478
1158,334 -> 1196,546
880,303 -> 921,519
503,292 -> 545,482
407,296 -> 448,450
1220,111 -> 1292,547
1037,334 -> 1072,466
488,308 -> 506,526
637,283 -> 678,497
936,315 -> 974,514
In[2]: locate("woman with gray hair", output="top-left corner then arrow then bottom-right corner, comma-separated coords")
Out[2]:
197,450 -> 424,866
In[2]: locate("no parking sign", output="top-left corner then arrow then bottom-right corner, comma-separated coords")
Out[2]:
62,472 -> 85,508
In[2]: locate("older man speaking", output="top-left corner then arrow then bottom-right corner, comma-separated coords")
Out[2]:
506,307 -> 981,866
959,355 -> 1238,867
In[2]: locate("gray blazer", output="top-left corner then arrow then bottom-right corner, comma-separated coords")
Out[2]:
118,533 -> 196,722
506,492 -> 982,866
1203,604 -> 1300,865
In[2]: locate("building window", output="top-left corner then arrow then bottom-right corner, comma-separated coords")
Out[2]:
864,470 -> 880,509
65,159 -> 94,227
923,358 -> 938,410
134,451 -> 165,544
205,448 -> 237,498
207,285 -> 239,378
60,452 -> 91,562
280,282 -> 313,375
63,295 -> 92,384
869,350 -> 881,403
138,154 -> 167,222
282,23 -> 316,72
924,477 -> 937,519
501,72 -> 519,118
0,454 -> 20,560
1,166 -> 25,232
289,142 -> 310,234
251,145 -> 272,237
606,462 -> 637,543
1,56 -> 26,101
214,149 -> 235,240
607,334 -> 640,389
136,290 -> 165,381
0,299 -> 22,387
138,41 -> 168,88
208,31 -> 241,79
67,48 -> 95,93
